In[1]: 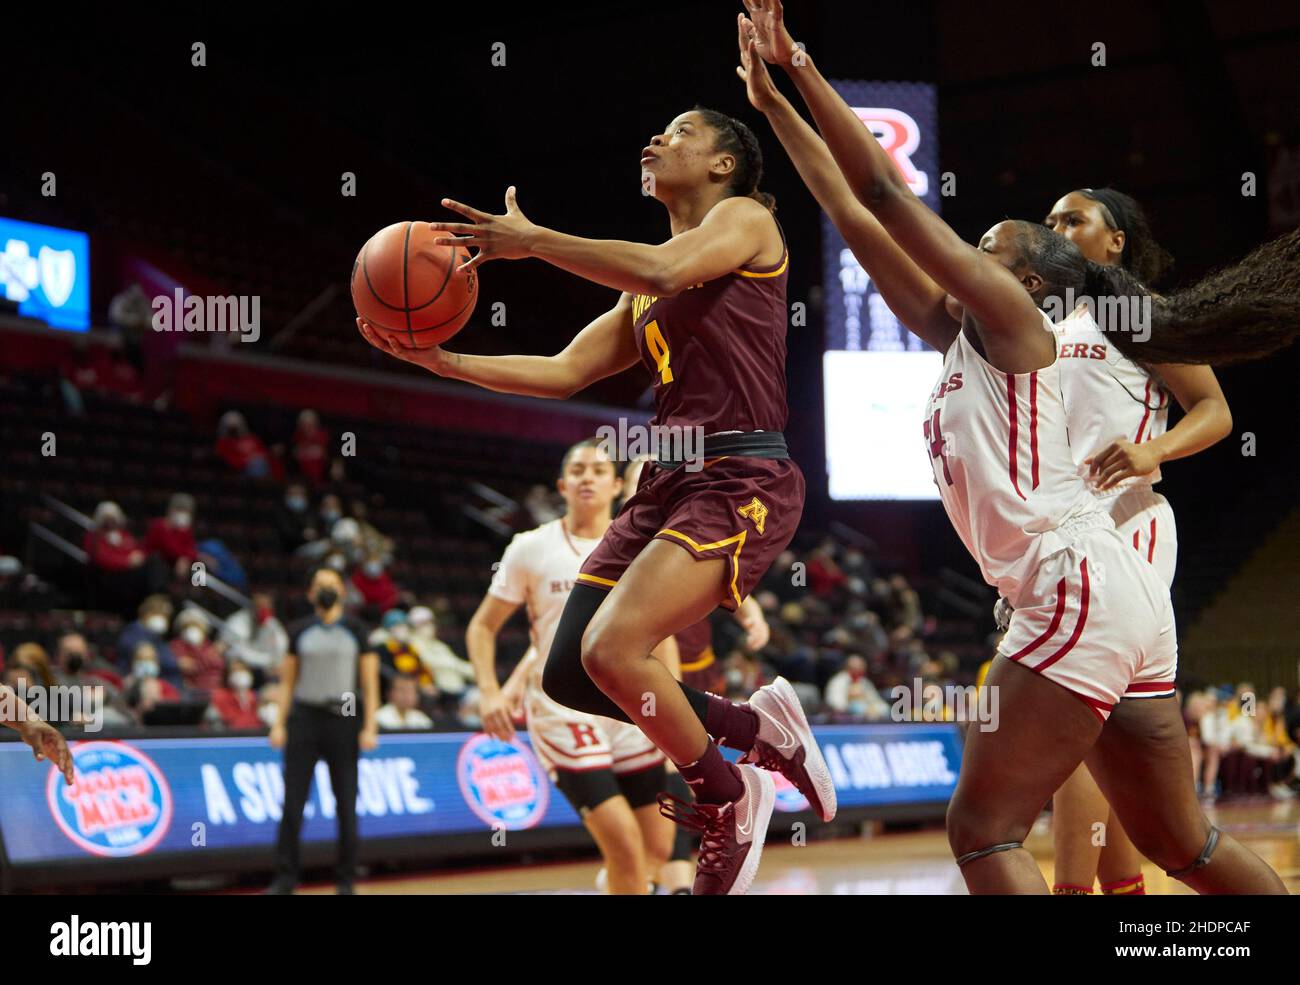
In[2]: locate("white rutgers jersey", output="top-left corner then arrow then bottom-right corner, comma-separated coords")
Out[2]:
488,518 -> 603,687
923,321 -> 1110,605
1054,306 -> 1171,496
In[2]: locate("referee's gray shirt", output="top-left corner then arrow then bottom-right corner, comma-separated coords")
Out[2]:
287,616 -> 369,711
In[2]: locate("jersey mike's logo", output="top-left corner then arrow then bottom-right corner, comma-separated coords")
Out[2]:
853,107 -> 928,198
457,733 -> 550,830
47,741 -> 173,857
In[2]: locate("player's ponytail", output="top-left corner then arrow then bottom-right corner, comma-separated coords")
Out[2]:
693,105 -> 777,213
1019,221 -> 1300,367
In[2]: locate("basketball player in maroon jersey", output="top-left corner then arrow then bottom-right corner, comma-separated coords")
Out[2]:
737,0 -> 1290,893
358,106 -> 836,894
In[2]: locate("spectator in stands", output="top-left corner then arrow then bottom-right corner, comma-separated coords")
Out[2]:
408,605 -> 474,703
10,643 -> 55,692
1258,687 -> 1296,799
145,492 -> 199,578
887,574 -> 925,635
299,516 -> 363,570
123,642 -> 181,720
806,538 -> 847,597
50,632 -> 133,728
117,595 -> 183,684
52,631 -> 117,687
318,493 -> 344,531
172,609 -> 226,692
108,283 -> 153,338
215,411 -> 271,478
824,655 -> 890,720
274,483 -> 319,551
221,591 -> 289,679
209,659 -> 264,730
291,409 -> 331,486
84,501 -> 165,613
372,608 -> 435,688
350,552 -> 401,614
349,498 -> 393,563
457,686 -> 482,730
376,674 -> 434,730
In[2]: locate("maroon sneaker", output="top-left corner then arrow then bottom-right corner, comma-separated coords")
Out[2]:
740,677 -> 838,822
658,763 -> 774,895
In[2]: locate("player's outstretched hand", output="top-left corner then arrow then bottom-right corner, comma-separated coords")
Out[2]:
356,317 -> 451,374
742,0 -> 801,67
19,719 -> 74,785
736,15 -> 782,112
430,187 -> 538,274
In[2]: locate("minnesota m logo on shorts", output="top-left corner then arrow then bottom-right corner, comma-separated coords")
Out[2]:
737,496 -> 769,535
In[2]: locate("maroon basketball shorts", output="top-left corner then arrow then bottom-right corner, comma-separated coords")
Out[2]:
577,456 -> 805,611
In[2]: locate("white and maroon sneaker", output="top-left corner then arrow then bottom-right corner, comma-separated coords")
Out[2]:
658,763 -> 774,896
740,677 -> 837,822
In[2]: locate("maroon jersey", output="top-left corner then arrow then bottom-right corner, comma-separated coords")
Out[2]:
630,227 -> 789,434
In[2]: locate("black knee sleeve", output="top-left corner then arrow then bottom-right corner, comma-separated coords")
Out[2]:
1165,825 -> 1220,880
540,583 -> 632,722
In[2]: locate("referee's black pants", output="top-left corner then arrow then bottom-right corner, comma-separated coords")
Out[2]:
275,702 -> 360,885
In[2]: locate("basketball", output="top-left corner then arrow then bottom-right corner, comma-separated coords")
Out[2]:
351,220 -> 478,349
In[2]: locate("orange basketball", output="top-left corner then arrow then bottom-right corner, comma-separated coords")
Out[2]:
351,221 -> 478,349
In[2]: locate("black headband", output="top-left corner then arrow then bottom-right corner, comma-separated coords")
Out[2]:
1079,187 -> 1134,265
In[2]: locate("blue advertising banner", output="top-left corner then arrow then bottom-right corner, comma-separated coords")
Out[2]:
0,216 -> 91,331
0,724 -> 962,869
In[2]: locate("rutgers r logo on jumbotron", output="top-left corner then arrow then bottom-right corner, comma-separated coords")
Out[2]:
854,107 -> 928,197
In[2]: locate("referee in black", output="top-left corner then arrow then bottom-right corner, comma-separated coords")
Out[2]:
267,566 -> 379,895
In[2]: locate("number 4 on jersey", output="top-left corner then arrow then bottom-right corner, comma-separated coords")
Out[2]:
924,408 -> 953,485
644,319 -> 673,384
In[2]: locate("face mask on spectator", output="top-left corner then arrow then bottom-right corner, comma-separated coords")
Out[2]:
134,661 -> 159,679
64,651 -> 86,673
321,508 -> 342,525
256,606 -> 274,624
182,626 -> 205,646
144,614 -> 168,634
106,530 -> 123,545
390,624 -> 411,644
314,587 -> 340,611
363,561 -> 383,578
229,670 -> 253,691
170,511 -> 192,529
326,554 -> 347,572
412,623 -> 435,641
285,494 -> 307,512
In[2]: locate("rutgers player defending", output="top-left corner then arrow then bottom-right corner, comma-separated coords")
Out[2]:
359,104 -> 835,894
1040,189 -> 1231,895
465,441 -> 672,895
738,0 -> 1291,893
